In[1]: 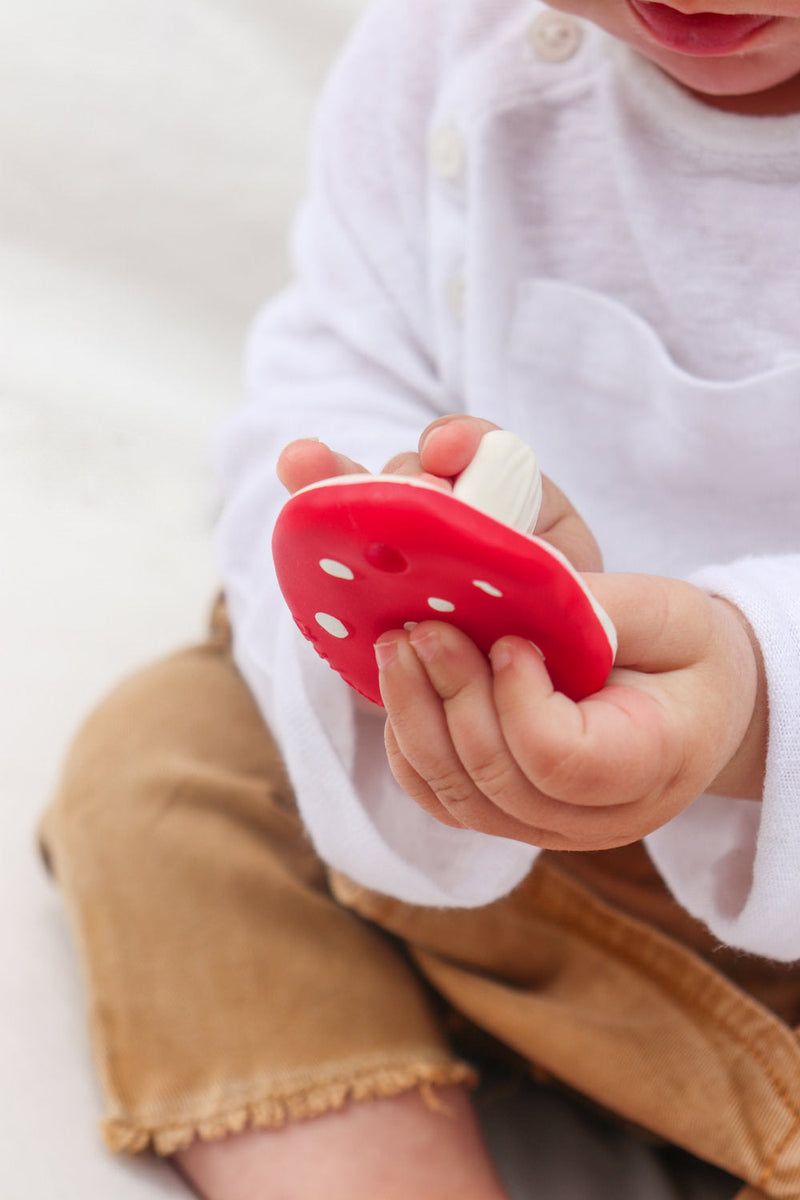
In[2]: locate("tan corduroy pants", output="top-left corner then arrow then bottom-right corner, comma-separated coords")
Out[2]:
40,601 -> 800,1199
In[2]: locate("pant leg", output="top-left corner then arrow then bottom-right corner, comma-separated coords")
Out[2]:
40,605 -> 473,1155
335,862 -> 800,1195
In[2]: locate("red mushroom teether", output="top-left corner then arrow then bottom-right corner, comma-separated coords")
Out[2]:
272,443 -> 616,705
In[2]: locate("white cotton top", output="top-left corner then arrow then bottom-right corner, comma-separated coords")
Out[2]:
214,0 -> 800,959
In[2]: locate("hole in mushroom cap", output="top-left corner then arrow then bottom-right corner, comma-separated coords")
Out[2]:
364,543 -> 407,573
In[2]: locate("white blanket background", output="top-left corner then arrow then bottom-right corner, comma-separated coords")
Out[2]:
1,2 -> 363,1192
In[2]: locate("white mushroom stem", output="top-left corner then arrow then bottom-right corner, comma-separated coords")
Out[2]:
452,430 -> 543,534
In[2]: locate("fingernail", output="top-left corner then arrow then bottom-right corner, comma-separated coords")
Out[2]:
419,421 -> 452,456
490,641 -> 513,672
374,638 -> 399,670
409,630 -> 438,664
418,426 -> 438,453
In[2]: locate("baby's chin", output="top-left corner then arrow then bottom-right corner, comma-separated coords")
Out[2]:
623,18 -> 800,112
541,0 -> 800,114
631,38 -> 800,113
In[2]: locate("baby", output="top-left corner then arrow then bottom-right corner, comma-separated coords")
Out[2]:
43,1 -> 800,1197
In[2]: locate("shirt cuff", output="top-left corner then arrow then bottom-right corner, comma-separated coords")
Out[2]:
646,556 -> 800,961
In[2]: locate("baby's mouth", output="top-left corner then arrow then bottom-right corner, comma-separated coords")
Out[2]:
628,1 -> 776,54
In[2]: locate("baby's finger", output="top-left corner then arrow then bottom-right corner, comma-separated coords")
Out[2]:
585,573 -> 713,673
387,699 -> 644,848
396,623 -> 627,843
490,637 -> 674,808
385,701 -> 564,844
406,622 -> 535,805
376,631 -> 482,815
382,450 -> 420,474
382,720 -> 462,828
277,438 -> 366,495
380,450 -> 452,490
418,415 -> 500,479
376,630 -> 537,838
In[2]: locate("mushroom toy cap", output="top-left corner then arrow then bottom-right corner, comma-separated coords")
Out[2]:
272,474 -> 616,706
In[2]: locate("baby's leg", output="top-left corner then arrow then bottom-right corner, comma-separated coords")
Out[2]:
176,1087 -> 509,1200
40,600 -> 474,1164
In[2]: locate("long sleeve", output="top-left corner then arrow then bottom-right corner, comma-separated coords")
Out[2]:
215,0 -> 800,935
645,555 -> 800,962
214,0 -> 540,906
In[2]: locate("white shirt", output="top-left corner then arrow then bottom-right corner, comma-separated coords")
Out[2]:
215,0 -> 800,960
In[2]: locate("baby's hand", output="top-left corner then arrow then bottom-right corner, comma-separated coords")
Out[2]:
400,415 -> 602,572
278,414 -> 602,572
275,414 -> 498,495
376,573 -> 766,850
276,438 -> 369,495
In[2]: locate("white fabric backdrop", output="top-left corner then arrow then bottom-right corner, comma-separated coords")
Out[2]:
0,2 -> 364,1192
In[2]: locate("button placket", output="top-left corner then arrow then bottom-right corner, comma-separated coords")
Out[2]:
446,270 -> 466,323
430,116 -> 468,329
527,11 -> 583,63
429,124 -> 466,184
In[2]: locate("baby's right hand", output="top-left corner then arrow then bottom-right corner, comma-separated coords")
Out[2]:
276,438 -> 368,495
277,414 -> 602,573
275,419 -> 470,497
417,416 -> 603,573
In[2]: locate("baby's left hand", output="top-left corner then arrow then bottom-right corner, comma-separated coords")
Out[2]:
376,573 -> 767,851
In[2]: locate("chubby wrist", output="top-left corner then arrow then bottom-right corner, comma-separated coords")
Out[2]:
707,597 -> 767,802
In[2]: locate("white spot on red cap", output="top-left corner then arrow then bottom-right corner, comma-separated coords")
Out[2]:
315,613 -> 350,639
319,559 -> 354,580
473,580 -> 503,597
427,597 -> 456,613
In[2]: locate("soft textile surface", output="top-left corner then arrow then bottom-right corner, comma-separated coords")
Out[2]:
1,2 -> 363,1192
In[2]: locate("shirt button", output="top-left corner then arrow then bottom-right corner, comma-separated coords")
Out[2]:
528,11 -> 583,62
430,125 -> 466,182
446,272 -> 466,321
